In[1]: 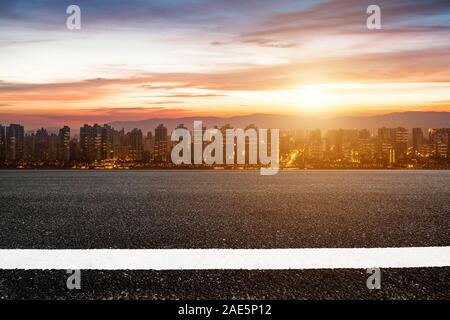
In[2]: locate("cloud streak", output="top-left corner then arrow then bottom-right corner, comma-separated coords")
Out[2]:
1,44 -> 450,104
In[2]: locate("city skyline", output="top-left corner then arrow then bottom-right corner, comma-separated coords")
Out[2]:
1,0 -> 450,128
1,120 -> 449,169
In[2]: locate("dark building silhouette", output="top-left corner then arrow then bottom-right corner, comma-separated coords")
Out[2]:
412,128 -> 423,153
143,131 -> 155,161
80,124 -> 93,161
34,128 -> 49,160
392,127 -> 408,160
58,126 -> 71,162
70,138 -> 80,161
5,124 -> 24,161
102,124 -> 114,160
23,132 -> 35,161
128,128 -> 143,161
154,124 -> 168,162
48,133 -> 59,161
80,124 -> 103,161
358,129 -> 371,140
0,125 -> 5,161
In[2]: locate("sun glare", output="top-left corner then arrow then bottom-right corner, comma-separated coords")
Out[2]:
301,85 -> 328,113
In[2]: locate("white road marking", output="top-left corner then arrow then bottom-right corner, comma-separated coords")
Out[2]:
1,247 -> 449,270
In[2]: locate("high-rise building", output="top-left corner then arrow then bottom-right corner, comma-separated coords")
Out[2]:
428,128 -> 450,158
376,127 -> 408,161
80,124 -> 104,161
325,129 -> 342,159
436,141 -> 448,158
0,125 -> 5,161
128,128 -> 143,161
307,141 -> 324,160
58,126 -> 71,162
356,129 -> 374,163
377,141 -> 394,163
393,127 -> 408,159
102,124 -> 114,160
307,129 -> 323,161
428,128 -> 437,145
357,141 -> 376,162
112,128 -> 125,149
358,129 -> 371,140
154,124 -> 168,162
23,132 -> 35,161
143,131 -> 155,158
80,124 -> 93,161
447,133 -> 450,161
70,138 -> 80,161
412,128 -> 423,153
48,133 -> 59,161
34,128 -> 49,160
5,124 -> 24,161
378,127 -> 393,142
92,124 -> 103,161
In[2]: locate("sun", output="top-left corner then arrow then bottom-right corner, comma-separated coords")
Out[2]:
302,84 -> 327,112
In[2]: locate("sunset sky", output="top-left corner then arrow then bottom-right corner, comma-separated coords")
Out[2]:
0,0 -> 450,128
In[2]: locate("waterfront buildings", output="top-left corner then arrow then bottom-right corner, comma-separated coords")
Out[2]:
0,121 -> 449,168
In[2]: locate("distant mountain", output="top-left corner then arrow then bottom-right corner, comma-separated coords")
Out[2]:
109,112 -> 450,133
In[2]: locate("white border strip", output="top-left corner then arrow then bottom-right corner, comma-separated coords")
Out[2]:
1,247 -> 450,270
